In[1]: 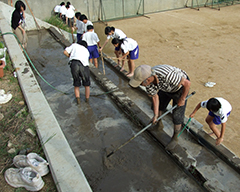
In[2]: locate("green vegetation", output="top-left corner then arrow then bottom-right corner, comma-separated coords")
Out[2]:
45,16 -> 76,34
0,41 -> 4,48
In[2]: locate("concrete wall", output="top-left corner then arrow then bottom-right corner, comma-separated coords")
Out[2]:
144,0 -> 206,13
1,0 -> 207,22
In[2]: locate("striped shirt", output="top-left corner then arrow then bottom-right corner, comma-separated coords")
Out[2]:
146,65 -> 188,96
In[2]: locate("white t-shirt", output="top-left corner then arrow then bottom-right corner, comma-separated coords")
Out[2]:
82,31 -> 99,46
121,38 -> 138,53
66,8 -> 75,18
84,20 -> 93,33
76,20 -> 84,34
201,97 -> 232,123
70,5 -> 75,11
107,28 -> 126,40
60,5 -> 67,15
65,43 -> 90,66
54,5 -> 61,13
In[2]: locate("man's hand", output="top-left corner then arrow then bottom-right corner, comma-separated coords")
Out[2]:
152,114 -> 158,124
177,97 -> 185,106
216,137 -> 223,145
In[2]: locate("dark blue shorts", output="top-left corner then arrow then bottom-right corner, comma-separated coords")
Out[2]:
70,60 -> 90,87
129,45 -> 139,60
209,111 -> 231,125
87,45 -> 99,59
77,33 -> 83,42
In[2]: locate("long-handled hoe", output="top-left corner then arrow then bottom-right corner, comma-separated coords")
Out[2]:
107,91 -> 196,158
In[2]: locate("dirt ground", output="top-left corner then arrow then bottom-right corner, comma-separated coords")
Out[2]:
95,5 -> 240,157
0,51 -> 56,191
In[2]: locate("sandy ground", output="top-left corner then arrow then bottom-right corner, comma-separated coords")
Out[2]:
95,5 -> 240,157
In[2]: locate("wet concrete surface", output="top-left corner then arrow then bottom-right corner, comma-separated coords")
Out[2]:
26,29 -> 204,191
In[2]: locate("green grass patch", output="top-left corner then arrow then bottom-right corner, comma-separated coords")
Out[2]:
45,16 -> 76,34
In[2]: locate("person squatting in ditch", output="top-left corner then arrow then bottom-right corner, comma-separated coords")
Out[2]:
129,64 -> 191,150
63,40 -> 90,104
189,97 -> 232,145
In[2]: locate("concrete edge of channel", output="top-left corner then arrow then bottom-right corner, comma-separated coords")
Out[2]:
102,54 -> 240,173
0,4 -> 92,192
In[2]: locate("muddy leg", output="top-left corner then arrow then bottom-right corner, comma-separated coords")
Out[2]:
165,124 -> 181,151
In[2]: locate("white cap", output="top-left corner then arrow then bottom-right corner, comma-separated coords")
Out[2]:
129,65 -> 152,88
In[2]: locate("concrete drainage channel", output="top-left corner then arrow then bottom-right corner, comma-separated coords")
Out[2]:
26,29 -> 203,192
1,3 -> 240,191
26,28 -> 240,192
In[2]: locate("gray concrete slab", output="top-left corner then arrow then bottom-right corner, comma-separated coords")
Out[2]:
0,6 -> 92,192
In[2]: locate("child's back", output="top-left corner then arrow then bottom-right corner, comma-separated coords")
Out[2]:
82,25 -> 101,68
82,30 -> 99,46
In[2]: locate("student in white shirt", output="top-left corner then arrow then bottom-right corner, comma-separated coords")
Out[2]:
112,38 -> 139,77
66,4 -> 75,27
74,12 -> 84,42
82,25 -> 101,68
80,14 -> 93,33
63,40 -> 90,104
53,4 -> 61,17
59,2 -> 67,24
99,26 -> 127,70
190,97 -> 232,145
66,2 -> 76,23
67,1 -> 76,11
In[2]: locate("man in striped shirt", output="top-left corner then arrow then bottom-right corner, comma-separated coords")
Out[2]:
129,64 -> 191,150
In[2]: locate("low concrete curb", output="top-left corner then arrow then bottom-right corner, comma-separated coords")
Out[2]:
0,5 -> 92,192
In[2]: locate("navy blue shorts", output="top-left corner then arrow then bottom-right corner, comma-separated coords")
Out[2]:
70,60 -> 90,87
209,111 -> 231,125
77,33 -> 83,42
87,45 -> 99,59
129,45 -> 139,60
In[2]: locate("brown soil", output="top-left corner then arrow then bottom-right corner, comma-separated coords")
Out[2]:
96,5 -> 240,157
0,50 -> 56,191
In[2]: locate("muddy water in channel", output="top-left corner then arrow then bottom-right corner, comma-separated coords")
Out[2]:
26,30 -> 203,191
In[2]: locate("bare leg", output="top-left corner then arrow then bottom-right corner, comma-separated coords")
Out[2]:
127,59 -> 135,77
89,58 -> 93,64
114,50 -> 120,67
74,86 -> 80,98
166,124 -> 181,150
205,115 -> 220,138
85,86 -> 90,102
74,86 -> 80,104
93,58 -> 98,68
120,52 -> 126,71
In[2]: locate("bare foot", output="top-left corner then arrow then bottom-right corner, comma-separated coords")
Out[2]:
114,64 -> 119,67
127,73 -> 134,77
120,67 -> 124,71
